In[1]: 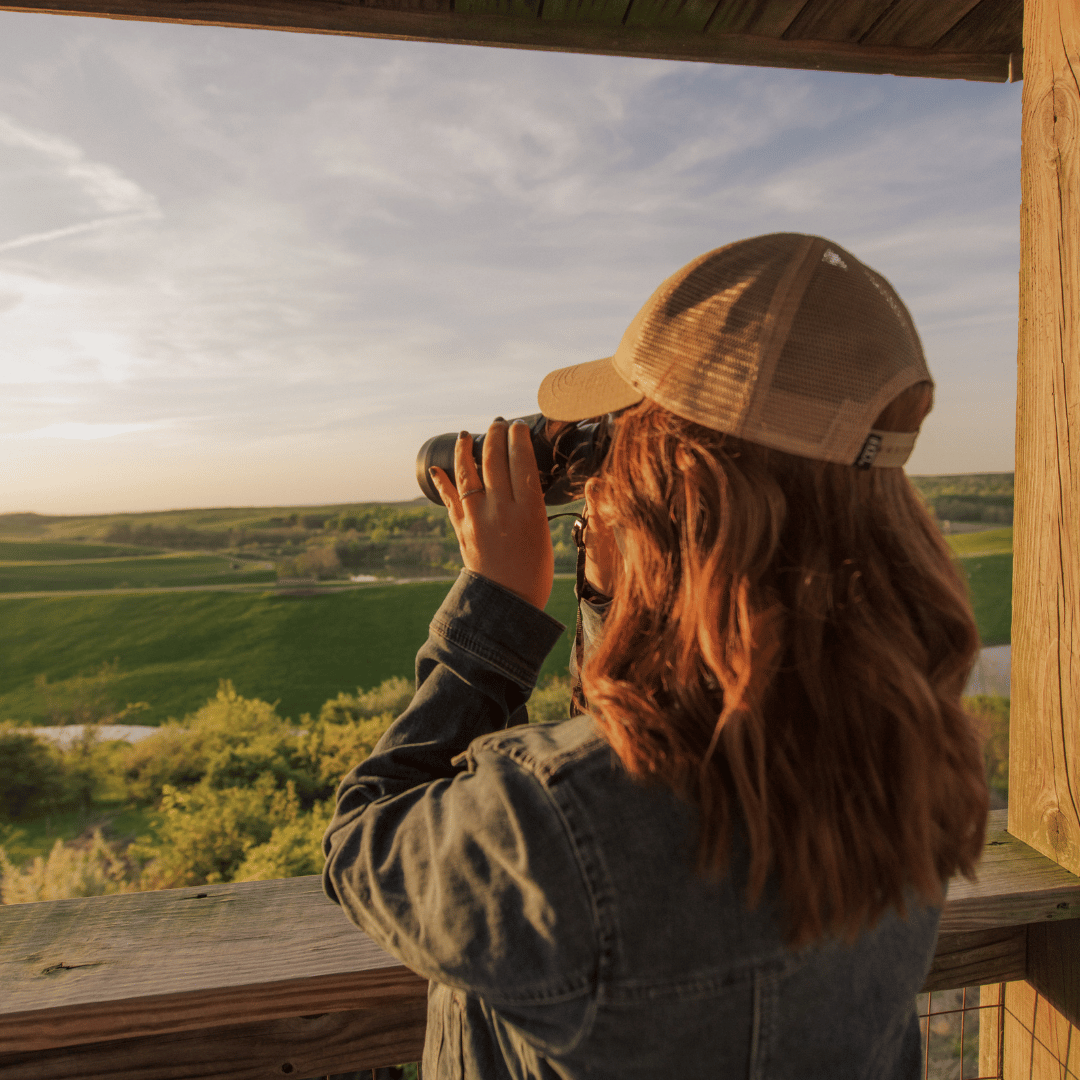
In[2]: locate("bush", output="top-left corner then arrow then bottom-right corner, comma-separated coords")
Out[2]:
0,830 -> 141,903
124,682 -> 317,805
967,694 -> 1009,800
319,677 -> 414,723
133,775 -> 305,888
528,677 -> 572,724
0,727 -> 66,820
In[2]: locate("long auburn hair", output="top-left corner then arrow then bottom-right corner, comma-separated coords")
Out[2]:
582,384 -> 988,946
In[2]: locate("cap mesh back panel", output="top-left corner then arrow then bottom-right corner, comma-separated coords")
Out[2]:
747,249 -> 924,459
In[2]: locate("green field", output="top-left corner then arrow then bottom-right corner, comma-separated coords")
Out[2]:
0,541 -> 163,561
958,553 -> 1012,647
0,580 -> 581,726
0,554 -> 275,594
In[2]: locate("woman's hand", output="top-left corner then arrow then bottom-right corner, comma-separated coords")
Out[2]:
428,419 -> 554,612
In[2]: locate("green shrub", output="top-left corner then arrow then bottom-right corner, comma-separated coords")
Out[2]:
0,727 -> 66,819
0,830 -> 141,903
318,676 -> 414,723
233,801 -> 334,881
124,682 -> 317,804
133,775 -> 304,888
528,677 -> 572,724
966,694 -> 1009,799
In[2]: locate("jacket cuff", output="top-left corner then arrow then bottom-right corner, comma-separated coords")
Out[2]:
430,570 -> 566,690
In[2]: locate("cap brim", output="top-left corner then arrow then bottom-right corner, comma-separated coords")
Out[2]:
537,356 -> 644,422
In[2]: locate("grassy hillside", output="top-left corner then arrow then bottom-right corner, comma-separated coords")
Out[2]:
0,540 -> 164,561
0,580 -> 580,727
0,555 -> 274,593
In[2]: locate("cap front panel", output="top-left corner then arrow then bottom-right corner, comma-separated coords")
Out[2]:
627,240 -> 795,433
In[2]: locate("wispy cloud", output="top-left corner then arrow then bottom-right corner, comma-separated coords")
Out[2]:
0,13 -> 1021,512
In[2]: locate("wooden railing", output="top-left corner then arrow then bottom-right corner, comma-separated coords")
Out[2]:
2,810 -> 1078,1080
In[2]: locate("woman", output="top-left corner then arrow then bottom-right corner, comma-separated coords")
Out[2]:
322,233 -> 989,1079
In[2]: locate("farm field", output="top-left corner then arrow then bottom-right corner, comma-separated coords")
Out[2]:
0,579 -> 581,727
0,540 -> 163,561
0,526 -> 1011,727
0,554 -> 274,594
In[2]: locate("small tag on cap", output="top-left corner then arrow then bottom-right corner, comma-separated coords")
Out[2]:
854,429 -> 918,469
855,433 -> 883,469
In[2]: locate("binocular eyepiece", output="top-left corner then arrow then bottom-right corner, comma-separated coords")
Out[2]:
416,413 -> 609,507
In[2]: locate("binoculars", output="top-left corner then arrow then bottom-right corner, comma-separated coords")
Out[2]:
416,413 -> 608,507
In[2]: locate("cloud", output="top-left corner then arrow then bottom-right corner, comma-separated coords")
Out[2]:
0,14 -> 1022,512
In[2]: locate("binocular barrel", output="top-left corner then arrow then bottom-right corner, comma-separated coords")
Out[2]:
415,413 -> 607,507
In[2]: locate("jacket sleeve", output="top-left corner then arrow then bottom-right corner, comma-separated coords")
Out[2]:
322,570 -> 598,1008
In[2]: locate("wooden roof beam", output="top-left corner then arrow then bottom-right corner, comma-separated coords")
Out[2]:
1,1 -> 1020,81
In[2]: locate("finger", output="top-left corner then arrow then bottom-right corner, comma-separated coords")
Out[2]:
428,466 -> 462,522
482,419 -> 512,499
455,431 -> 483,506
508,418 -> 542,504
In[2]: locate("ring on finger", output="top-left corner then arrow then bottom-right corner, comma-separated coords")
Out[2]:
460,487 -> 485,500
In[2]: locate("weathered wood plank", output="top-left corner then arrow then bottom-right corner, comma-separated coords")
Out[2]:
923,926 -> 1027,992
1009,0 -> 1080,879
624,0 -> 718,34
979,982 -> 1005,1078
0,878 -> 427,1055
539,0 -> 630,28
2,811 -> 1078,1061
0,1004 -> 428,1080
0,2 -> 1017,80
934,0 -> 1023,53
1026,918 -> 1080,1030
938,812 -> 1080,934
703,0 -> 805,36
780,0 -> 893,43
859,0 -> 983,49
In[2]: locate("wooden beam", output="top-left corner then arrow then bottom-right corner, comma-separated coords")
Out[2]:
0,1004 -> 428,1080
1,813 -> 1076,1060
1010,0 -> 1080,876
0,877 -> 427,1056
923,925 -> 1027,992
0,1 -> 1016,80
1026,918 -> 1080,1029
936,811 -> 1080,934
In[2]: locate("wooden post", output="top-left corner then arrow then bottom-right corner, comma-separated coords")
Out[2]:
1007,0 -> 1080,1075
1011,0 -> 1080,881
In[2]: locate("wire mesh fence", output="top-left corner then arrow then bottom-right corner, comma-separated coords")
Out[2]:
919,985 -> 1005,1080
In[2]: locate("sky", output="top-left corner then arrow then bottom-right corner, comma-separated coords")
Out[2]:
0,11 -> 1022,515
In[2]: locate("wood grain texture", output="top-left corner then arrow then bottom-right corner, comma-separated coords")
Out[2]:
922,926 -> 1027,992
624,0 -> 718,33
0,877 -> 427,1055
935,0 -> 1023,54
938,811 -> 1080,934
858,0 -> 983,49
539,0 -> 631,28
702,0 -> 806,36
0,2 -> 1016,80
0,1003 -> 427,1080
3,812 -> 1078,1057
1010,0 -> 1080,878
1003,979 -> 1080,1080
781,0 -> 892,42
979,982 -> 1005,1080
1027,918 -> 1080,1029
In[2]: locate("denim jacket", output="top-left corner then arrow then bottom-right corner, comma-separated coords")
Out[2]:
323,570 -> 941,1079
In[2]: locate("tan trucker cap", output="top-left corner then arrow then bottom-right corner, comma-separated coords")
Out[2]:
537,233 -> 932,468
